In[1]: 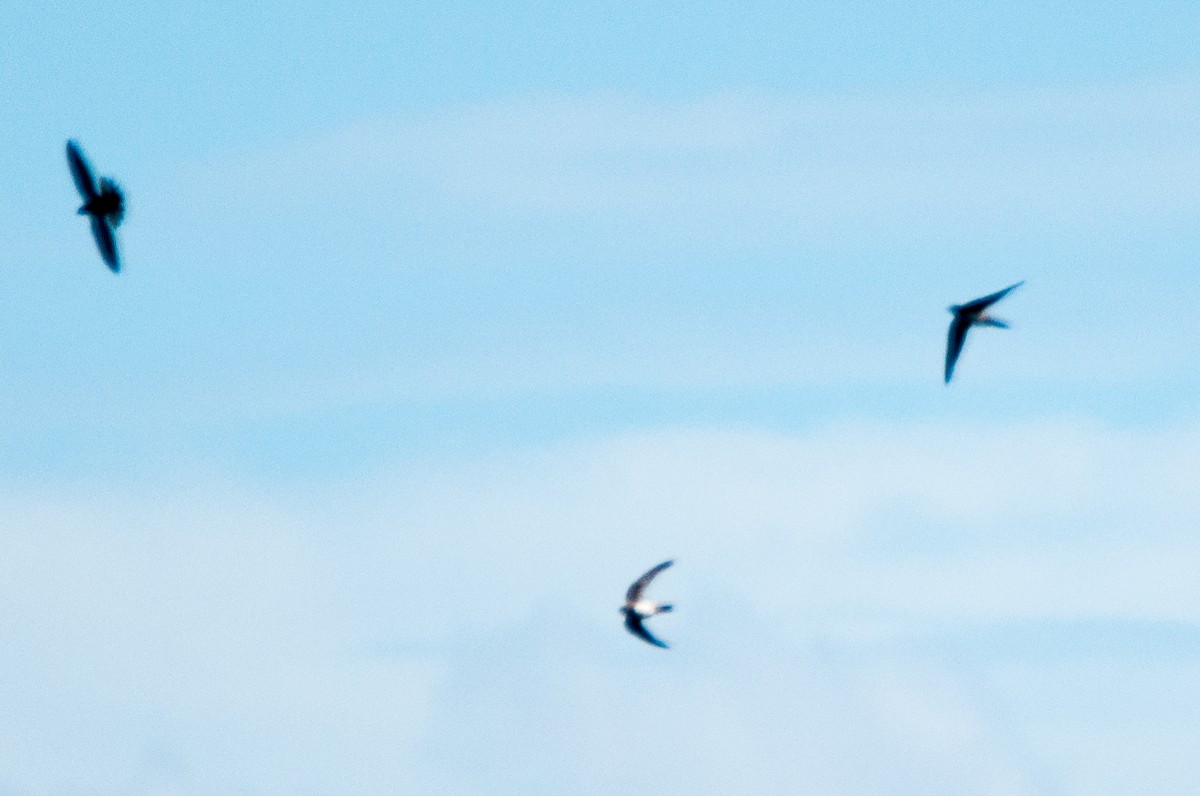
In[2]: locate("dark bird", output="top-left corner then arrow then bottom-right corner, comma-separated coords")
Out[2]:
944,281 -> 1023,383
621,560 -> 674,649
66,140 -> 124,273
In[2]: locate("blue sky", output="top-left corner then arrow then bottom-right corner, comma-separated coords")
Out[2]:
3,2 -> 1200,794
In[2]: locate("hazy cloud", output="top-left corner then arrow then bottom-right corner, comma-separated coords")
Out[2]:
3,418 -> 1200,792
191,80 -> 1200,247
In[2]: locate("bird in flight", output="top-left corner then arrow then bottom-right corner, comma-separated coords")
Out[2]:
621,560 -> 674,649
944,281 -> 1023,383
66,140 -> 125,273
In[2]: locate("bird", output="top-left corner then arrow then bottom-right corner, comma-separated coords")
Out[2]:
944,281 -> 1023,383
66,139 -> 124,273
621,560 -> 674,649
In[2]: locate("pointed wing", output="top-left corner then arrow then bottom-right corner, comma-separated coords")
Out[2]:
624,612 -> 669,649
626,560 -> 673,603
66,140 -> 97,200
959,281 -> 1024,314
90,217 -> 120,272
945,314 -> 969,383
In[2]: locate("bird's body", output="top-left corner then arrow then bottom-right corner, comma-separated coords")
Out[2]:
79,180 -> 124,220
66,140 -> 124,273
621,560 -> 674,649
944,281 -> 1023,382
630,598 -> 660,616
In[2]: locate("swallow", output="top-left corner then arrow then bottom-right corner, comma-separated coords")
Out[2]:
621,560 -> 674,649
944,281 -> 1023,383
66,139 -> 124,273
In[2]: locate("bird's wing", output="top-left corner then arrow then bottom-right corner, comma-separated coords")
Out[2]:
959,281 -> 1024,314
626,559 -> 673,603
945,315 -> 969,383
66,140 -> 97,200
624,612 -> 669,649
90,217 -> 120,273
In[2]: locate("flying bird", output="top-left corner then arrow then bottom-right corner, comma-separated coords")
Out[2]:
66,139 -> 124,273
944,281 -> 1023,383
621,560 -> 674,649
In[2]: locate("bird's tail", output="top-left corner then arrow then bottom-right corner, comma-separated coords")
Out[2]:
979,317 -> 1009,328
657,604 -> 674,614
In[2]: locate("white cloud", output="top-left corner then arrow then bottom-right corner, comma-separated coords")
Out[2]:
1,418 -> 1198,792
188,80 -> 1200,244
0,489 -> 437,795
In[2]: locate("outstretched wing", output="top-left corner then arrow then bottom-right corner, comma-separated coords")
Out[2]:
66,140 -> 97,200
626,559 -> 673,603
90,217 -> 120,272
944,315 -> 969,383
959,281 -> 1023,314
624,612 -> 669,649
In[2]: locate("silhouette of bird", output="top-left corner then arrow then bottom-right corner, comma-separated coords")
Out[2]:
66,140 -> 124,273
944,281 -> 1023,383
621,560 -> 674,649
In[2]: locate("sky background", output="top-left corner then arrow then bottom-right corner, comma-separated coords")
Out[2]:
3,2 -> 1200,793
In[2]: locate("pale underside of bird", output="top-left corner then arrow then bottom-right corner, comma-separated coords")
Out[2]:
944,280 -> 1024,383
66,139 -> 124,273
621,559 -> 674,649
